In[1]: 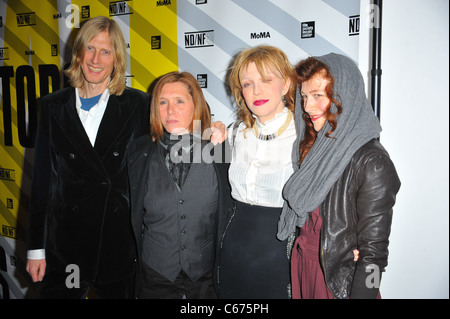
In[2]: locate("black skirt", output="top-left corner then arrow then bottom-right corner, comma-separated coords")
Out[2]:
218,201 -> 290,299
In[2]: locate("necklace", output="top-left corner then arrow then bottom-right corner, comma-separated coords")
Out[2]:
252,109 -> 293,141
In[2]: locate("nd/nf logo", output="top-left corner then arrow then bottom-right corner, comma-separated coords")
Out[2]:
185,30 -> 214,48
349,15 -> 360,36
109,1 -> 133,16
16,12 -> 36,27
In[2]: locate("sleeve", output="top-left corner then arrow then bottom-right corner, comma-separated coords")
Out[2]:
27,99 -> 52,251
350,151 -> 401,299
138,90 -> 151,136
27,249 -> 46,260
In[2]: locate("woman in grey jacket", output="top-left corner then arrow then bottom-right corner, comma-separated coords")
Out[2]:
127,72 -> 233,299
277,53 -> 401,299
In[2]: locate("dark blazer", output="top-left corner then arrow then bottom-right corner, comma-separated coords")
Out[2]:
126,135 -> 234,292
27,86 -> 150,284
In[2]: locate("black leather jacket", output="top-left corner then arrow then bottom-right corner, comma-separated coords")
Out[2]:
319,139 -> 400,299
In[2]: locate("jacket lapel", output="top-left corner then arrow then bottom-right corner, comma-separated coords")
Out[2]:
94,90 -> 139,158
47,87 -> 104,166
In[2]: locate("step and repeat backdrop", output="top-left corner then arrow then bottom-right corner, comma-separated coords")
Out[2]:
1,0 -> 361,298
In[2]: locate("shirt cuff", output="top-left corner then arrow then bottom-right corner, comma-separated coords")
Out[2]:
27,249 -> 45,260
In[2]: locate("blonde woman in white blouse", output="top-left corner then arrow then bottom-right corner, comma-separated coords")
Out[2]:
215,46 -> 297,299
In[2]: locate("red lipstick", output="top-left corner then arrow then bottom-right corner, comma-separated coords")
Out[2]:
310,115 -> 323,121
253,99 -> 269,106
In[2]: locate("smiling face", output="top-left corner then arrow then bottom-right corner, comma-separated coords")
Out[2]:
240,62 -> 290,124
300,74 -> 331,132
80,30 -> 114,96
159,82 -> 195,135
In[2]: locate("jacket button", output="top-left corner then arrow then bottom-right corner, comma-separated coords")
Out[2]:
69,153 -> 76,159
179,199 -> 184,204
72,206 -> 78,213
113,152 -> 119,156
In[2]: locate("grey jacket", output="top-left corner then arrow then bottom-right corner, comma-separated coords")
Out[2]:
126,135 -> 233,291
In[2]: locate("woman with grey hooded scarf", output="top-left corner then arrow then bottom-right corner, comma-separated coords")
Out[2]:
278,53 -> 401,299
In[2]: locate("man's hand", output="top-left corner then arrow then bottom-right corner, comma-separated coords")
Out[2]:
210,121 -> 227,145
353,249 -> 359,262
26,259 -> 46,282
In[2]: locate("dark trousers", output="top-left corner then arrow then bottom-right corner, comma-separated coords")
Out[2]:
34,263 -> 135,299
139,262 -> 216,299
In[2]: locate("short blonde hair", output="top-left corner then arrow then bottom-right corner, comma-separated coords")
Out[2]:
150,72 -> 212,142
228,45 -> 296,128
64,16 -> 127,95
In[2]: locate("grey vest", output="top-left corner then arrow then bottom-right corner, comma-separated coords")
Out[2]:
142,147 -> 218,282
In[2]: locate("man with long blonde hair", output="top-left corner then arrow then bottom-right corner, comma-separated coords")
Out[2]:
26,16 -> 150,298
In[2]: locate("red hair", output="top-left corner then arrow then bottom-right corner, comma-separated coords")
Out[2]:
295,57 -> 342,164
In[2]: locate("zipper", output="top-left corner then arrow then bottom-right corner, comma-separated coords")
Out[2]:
216,201 -> 237,288
319,207 -> 336,299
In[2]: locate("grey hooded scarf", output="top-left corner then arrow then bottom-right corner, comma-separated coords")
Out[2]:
277,53 -> 382,240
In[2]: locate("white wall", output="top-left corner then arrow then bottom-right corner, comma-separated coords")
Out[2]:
360,0 -> 449,299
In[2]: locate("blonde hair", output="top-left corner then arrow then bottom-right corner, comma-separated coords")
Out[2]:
228,45 -> 296,128
64,16 -> 127,95
150,72 -> 212,142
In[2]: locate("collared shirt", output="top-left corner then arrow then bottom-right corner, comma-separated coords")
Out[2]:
228,107 -> 296,208
27,88 -> 110,260
76,88 -> 111,146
